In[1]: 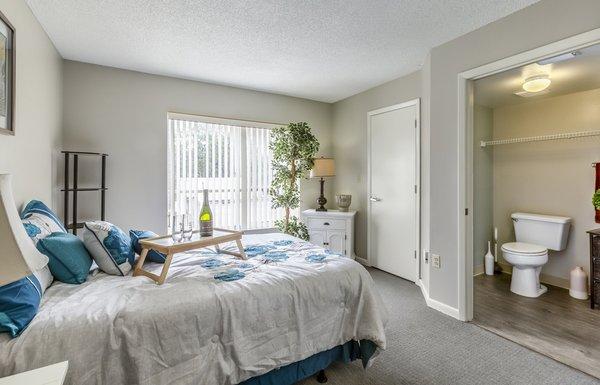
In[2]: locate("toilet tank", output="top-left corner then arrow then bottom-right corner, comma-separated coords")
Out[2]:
511,212 -> 571,251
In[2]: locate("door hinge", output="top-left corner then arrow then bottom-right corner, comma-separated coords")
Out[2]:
345,234 -> 347,240
414,119 -> 417,128
414,185 -> 417,194
465,208 -> 469,215
414,250 -> 417,259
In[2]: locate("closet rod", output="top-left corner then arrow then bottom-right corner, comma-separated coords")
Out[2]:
480,130 -> 600,148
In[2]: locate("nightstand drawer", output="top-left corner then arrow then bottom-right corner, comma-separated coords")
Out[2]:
307,218 -> 346,230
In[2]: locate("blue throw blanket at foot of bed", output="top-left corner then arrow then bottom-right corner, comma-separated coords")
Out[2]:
240,339 -> 377,385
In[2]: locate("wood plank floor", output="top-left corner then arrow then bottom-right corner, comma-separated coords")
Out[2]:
473,273 -> 600,379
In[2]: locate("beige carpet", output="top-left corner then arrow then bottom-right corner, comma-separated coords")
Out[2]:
298,268 -> 598,385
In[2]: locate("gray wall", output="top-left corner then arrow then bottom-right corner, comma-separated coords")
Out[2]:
331,71 -> 422,260
62,61 -> 333,234
427,0 -> 600,308
473,105 -> 493,270
492,89 -> 600,281
0,0 -> 62,208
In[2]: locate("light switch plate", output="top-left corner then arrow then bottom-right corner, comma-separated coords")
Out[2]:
431,254 -> 441,269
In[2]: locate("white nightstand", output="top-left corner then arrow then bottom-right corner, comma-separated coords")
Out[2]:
0,362 -> 68,385
302,209 -> 356,259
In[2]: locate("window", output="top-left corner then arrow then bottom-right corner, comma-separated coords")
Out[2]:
167,113 -> 284,231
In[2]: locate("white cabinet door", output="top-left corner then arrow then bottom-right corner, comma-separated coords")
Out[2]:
309,230 -> 326,247
326,230 -> 345,255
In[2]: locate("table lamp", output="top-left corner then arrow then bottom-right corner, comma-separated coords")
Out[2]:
310,157 -> 335,212
0,174 -> 49,286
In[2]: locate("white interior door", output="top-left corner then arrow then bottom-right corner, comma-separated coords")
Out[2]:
368,100 -> 419,281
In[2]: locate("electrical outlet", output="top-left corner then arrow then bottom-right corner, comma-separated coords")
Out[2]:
431,254 -> 441,269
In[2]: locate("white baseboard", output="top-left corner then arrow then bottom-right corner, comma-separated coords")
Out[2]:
416,279 -> 460,320
473,264 -> 484,276
356,256 -> 370,266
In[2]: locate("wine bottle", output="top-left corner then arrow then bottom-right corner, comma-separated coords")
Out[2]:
199,189 -> 213,237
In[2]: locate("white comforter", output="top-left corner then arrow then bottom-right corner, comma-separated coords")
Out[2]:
0,233 -> 387,385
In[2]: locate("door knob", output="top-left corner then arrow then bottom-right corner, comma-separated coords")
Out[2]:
369,196 -> 381,202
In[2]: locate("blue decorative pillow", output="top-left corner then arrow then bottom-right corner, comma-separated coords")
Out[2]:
129,230 -> 166,263
0,275 -> 42,337
20,200 -> 66,245
83,221 -> 134,276
36,233 -> 93,284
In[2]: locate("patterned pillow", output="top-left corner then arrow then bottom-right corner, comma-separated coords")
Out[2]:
20,200 -> 66,245
20,200 -> 62,292
83,221 -> 134,276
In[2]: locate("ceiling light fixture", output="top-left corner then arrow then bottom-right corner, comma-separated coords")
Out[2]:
522,75 -> 551,93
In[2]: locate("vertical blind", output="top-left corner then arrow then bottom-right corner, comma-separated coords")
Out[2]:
167,114 -> 284,232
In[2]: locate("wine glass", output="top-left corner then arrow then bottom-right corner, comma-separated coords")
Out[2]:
182,214 -> 193,241
171,215 -> 182,243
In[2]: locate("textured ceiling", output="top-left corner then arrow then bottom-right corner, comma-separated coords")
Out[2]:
475,43 -> 600,108
27,0 -> 538,102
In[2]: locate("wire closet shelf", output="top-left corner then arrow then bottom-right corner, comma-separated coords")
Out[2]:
480,129 -> 600,148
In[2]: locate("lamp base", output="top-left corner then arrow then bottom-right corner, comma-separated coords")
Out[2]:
316,196 -> 327,212
316,178 -> 328,211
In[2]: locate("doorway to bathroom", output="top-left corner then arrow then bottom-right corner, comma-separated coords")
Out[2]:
466,37 -> 600,378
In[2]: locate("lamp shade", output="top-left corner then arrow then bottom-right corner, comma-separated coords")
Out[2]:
310,157 -> 335,178
0,174 -> 48,286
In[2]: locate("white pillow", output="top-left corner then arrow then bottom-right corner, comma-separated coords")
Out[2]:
83,221 -> 134,276
32,265 -> 53,294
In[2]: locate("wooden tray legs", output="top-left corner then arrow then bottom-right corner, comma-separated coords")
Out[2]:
215,239 -> 247,260
133,248 -> 174,285
133,240 -> 246,285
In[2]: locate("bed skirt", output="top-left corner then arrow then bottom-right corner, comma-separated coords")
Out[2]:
240,339 -> 377,385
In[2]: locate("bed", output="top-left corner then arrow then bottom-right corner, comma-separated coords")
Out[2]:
0,233 -> 387,385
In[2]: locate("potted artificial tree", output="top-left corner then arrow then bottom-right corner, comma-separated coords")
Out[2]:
269,122 -> 319,240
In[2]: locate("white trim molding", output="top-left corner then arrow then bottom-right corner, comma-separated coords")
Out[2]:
417,279 -> 460,319
457,27 -> 600,322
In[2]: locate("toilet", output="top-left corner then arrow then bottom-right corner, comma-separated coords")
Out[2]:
501,212 -> 571,298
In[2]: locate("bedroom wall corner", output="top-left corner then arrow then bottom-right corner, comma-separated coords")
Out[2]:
0,0 -> 63,211
419,52 -> 432,293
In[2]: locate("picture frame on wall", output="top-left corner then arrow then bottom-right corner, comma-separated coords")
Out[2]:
0,10 -> 14,136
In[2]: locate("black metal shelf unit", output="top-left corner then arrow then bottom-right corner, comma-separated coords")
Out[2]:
62,151 -> 108,234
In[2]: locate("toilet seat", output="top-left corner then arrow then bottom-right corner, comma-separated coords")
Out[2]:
501,242 -> 547,256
